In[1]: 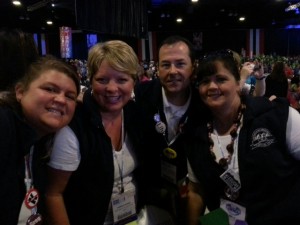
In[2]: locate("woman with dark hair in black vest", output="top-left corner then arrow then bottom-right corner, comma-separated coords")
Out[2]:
186,50 -> 300,225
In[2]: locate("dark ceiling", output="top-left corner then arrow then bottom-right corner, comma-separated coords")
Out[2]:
0,0 -> 76,32
149,0 -> 300,31
1,0 -> 300,33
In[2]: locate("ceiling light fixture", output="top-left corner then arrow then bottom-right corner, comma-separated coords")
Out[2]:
46,20 -> 53,25
12,0 -> 21,6
239,17 -> 245,21
285,2 -> 300,12
176,18 -> 183,23
191,0 -> 199,2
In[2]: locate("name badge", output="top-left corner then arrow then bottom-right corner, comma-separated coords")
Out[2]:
220,198 -> 247,225
220,168 -> 241,192
112,190 -> 136,224
161,160 -> 177,184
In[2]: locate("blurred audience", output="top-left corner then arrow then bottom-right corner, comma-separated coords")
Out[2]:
264,61 -> 289,98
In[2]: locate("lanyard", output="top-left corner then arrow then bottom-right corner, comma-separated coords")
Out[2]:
167,116 -> 188,146
154,111 -> 188,146
231,127 -> 240,172
24,146 -> 34,192
112,110 -> 125,193
24,146 -> 40,216
215,127 -> 241,172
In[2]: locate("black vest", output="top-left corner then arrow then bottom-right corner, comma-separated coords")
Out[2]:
135,79 -> 205,186
188,96 -> 300,225
63,90 -> 145,225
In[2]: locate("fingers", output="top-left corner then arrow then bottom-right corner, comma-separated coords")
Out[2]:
240,62 -> 254,80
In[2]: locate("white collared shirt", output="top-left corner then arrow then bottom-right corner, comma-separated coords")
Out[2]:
162,87 -> 191,141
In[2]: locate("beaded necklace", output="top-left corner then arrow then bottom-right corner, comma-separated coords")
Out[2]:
207,103 -> 246,168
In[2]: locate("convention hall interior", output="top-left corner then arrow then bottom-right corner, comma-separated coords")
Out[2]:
1,0 -> 300,60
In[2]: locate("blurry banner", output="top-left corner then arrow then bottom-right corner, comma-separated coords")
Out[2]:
138,38 -> 146,61
87,34 -> 98,49
246,29 -> 264,58
59,27 -> 72,58
137,32 -> 157,62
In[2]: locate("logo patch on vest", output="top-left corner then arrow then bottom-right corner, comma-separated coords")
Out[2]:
250,128 -> 275,150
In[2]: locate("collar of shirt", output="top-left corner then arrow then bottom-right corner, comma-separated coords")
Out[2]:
162,87 -> 191,119
162,87 -> 191,141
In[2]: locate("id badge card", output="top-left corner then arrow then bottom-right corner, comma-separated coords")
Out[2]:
112,191 -> 136,224
161,160 -> 177,184
220,168 -> 241,193
220,198 -> 247,225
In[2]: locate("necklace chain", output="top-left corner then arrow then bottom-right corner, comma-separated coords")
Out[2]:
207,103 -> 246,168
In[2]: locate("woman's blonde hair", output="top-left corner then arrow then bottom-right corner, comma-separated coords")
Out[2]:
87,40 -> 139,82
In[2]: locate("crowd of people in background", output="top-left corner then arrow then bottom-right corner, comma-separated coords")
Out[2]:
67,54 -> 300,84
68,53 -> 300,113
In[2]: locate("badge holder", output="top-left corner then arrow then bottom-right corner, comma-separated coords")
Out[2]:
154,113 -> 179,185
112,191 -> 137,225
219,169 -> 247,225
24,150 -> 43,225
220,168 -> 241,201
25,187 -> 43,225
220,199 -> 247,225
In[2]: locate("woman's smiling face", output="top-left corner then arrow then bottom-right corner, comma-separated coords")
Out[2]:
198,60 -> 240,110
91,59 -> 135,114
16,69 -> 78,136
